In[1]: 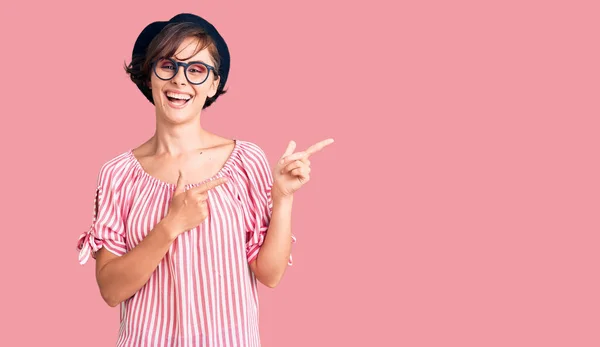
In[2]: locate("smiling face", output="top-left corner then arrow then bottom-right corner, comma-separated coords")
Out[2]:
150,36 -> 220,124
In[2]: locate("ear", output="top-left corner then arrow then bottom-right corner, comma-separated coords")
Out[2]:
207,76 -> 220,98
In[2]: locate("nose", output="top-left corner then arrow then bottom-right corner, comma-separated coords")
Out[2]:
171,65 -> 187,85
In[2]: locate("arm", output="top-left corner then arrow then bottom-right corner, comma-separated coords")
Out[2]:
93,173 -> 228,307
249,194 -> 294,288
95,219 -> 177,307
247,138 -> 333,288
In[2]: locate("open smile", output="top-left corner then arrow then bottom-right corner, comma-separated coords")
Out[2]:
164,90 -> 193,108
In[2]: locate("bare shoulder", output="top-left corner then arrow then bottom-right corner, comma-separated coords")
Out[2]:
200,134 -> 236,158
130,138 -> 155,159
210,135 -> 236,150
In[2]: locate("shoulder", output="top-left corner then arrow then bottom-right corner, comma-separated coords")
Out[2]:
95,150 -> 137,189
232,140 -> 273,180
235,140 -> 269,163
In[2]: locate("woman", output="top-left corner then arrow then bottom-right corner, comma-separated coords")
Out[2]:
76,13 -> 333,347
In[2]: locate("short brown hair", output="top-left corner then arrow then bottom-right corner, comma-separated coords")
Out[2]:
125,22 -> 226,109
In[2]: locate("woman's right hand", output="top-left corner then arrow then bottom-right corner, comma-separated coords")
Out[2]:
163,170 -> 228,238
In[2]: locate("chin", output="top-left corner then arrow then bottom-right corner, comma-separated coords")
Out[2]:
157,96 -> 205,124
160,108 -> 198,124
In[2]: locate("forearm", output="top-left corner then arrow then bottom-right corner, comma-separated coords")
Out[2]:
252,195 -> 294,287
96,219 -> 177,306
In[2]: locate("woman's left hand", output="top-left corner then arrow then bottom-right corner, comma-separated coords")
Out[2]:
271,138 -> 334,200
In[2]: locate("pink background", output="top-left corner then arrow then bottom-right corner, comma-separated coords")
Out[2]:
1,0 -> 599,346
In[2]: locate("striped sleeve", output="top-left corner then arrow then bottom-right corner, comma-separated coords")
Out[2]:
243,143 -> 295,266
76,163 -> 127,265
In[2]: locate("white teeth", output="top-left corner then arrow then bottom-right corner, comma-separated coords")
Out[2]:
166,92 -> 191,100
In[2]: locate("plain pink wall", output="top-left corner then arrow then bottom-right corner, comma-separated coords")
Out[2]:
1,0 -> 599,346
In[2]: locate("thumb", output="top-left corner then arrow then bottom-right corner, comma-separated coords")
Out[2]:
174,170 -> 185,195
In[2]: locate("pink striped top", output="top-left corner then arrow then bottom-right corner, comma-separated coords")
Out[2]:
76,140 -> 294,347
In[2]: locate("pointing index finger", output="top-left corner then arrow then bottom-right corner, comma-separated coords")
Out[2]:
192,176 -> 229,194
305,138 -> 335,156
281,138 -> 334,165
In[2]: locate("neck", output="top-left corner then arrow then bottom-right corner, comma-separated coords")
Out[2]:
151,114 -> 209,156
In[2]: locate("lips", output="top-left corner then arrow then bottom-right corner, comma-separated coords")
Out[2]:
164,90 -> 193,108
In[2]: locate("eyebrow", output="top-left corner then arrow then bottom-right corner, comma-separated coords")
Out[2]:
175,58 -> 211,66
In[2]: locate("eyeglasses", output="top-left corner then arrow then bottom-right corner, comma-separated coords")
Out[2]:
152,58 -> 217,85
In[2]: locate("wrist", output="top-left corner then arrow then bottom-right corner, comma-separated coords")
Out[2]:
272,192 -> 293,205
159,215 -> 180,241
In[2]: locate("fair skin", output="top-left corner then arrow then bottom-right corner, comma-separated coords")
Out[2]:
94,36 -> 334,307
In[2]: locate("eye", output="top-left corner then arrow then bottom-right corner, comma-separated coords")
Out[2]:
188,64 -> 208,75
158,59 -> 175,70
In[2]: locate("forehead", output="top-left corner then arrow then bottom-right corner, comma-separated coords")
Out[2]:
173,36 -> 214,63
